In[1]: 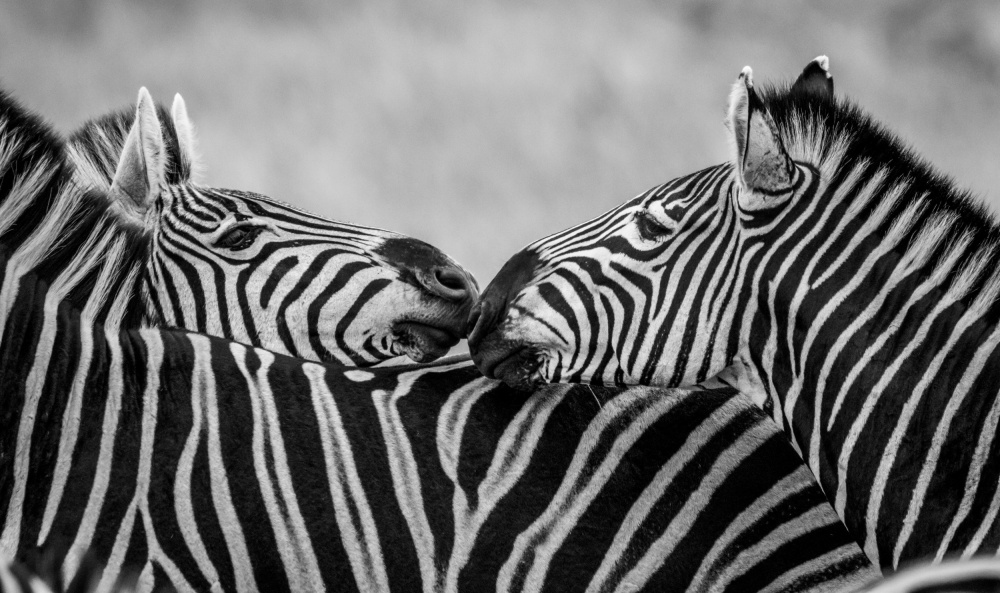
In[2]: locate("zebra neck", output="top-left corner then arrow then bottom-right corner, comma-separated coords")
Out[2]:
742,214 -> 1000,568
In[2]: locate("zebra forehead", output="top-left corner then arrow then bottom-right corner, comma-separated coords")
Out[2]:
375,236 -> 454,269
485,249 -> 542,293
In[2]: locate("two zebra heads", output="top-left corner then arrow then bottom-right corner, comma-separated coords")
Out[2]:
1,53 -> 997,592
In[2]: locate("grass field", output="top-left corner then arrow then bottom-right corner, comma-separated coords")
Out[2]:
2,0 -> 998,284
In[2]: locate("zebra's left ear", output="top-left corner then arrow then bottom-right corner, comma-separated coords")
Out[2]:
727,66 -> 794,205
111,88 -> 167,216
171,93 -> 201,182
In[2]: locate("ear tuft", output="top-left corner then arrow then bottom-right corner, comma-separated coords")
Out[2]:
725,66 -> 794,199
727,66 -> 753,177
791,55 -> 834,99
110,87 -> 167,219
171,93 -> 202,183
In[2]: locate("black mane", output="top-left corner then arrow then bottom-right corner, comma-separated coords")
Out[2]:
0,88 -> 148,326
759,82 -> 1000,307
762,82 -> 995,235
0,89 -> 72,251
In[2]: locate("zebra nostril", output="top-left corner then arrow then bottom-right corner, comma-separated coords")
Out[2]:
436,267 -> 467,292
421,266 -> 477,303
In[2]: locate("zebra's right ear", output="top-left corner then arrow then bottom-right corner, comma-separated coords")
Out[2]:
727,66 -> 794,205
111,87 -> 167,217
171,93 -> 202,183
791,55 -> 834,99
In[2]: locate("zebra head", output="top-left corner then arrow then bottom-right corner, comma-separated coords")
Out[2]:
69,89 -> 478,365
469,57 -> 838,389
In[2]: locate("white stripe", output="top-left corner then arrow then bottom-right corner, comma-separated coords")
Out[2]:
172,335 -> 221,587
234,348 -> 298,588
255,352 -> 324,591
371,386 -> 438,593
498,387 -> 676,593
39,233 -> 133,541
62,324 -> 126,583
602,406 -> 773,593
848,296 -> 956,565
0,223 -> 121,554
94,501 -> 139,593
758,545 -> 873,593
373,361 -> 471,593
136,331 -> 194,593
890,321 -> 1000,564
938,358 -> 1000,557
190,334 -> 257,592
686,470 -> 814,591
785,193 -> 920,455
304,362 -> 390,593
443,383 -> 568,593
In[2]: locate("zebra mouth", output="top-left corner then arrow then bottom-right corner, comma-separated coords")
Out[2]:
391,320 -> 462,363
478,342 -> 545,390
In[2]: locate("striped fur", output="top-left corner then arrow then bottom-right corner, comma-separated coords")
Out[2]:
64,90 -> 477,366
468,57 -> 1000,569
0,87 -> 879,590
4,319 -> 876,591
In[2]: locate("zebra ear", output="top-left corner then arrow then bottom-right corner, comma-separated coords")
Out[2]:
111,88 -> 167,216
727,66 -> 794,202
791,55 -> 833,99
170,93 -> 201,183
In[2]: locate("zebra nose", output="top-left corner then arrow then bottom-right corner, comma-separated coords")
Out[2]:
418,265 -> 479,304
466,300 -> 493,352
466,248 -> 541,351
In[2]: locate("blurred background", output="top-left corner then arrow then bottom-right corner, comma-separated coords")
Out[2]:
1,0 -> 998,285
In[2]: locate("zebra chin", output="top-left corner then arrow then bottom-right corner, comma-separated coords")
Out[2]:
469,333 -> 548,390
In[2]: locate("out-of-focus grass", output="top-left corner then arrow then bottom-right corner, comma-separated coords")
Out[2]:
2,0 -> 998,283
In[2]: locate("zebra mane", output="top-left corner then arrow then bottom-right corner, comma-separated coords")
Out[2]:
0,89 -> 148,328
760,83 -> 1000,313
67,101 -> 190,194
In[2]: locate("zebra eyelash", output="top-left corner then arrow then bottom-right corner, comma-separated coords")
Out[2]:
214,224 -> 266,251
634,210 -> 672,241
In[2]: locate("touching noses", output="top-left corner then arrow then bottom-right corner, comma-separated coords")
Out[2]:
465,299 -> 496,352
466,249 -> 541,353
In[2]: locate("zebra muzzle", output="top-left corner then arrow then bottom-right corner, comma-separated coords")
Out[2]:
391,320 -> 461,363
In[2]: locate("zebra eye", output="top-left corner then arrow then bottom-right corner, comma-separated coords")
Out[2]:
215,225 -> 264,251
635,210 -> 672,241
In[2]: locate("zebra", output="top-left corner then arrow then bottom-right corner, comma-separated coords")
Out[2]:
467,55 -> 1000,570
855,558 -> 1000,593
0,86 -> 879,591
63,87 -> 478,366
0,545 -> 151,593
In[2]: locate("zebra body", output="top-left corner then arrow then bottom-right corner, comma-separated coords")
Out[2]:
0,85 -> 878,590
468,56 -> 1000,569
